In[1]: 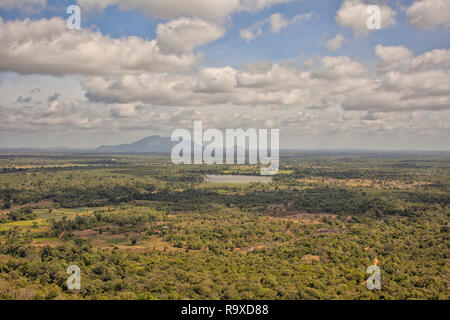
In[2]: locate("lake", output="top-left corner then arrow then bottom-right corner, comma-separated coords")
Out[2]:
204,175 -> 272,184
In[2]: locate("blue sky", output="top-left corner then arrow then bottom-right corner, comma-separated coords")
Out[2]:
0,0 -> 449,150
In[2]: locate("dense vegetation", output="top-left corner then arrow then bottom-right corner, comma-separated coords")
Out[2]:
0,153 -> 448,300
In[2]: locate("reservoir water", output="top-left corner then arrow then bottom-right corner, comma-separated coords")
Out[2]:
204,175 -> 272,184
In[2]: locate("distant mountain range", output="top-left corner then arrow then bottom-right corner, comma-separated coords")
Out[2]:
96,135 -> 173,153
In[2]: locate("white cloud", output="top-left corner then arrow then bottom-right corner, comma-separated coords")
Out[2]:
336,0 -> 397,35
79,58 -> 333,107
240,12 -> 313,42
343,47 -> 450,112
326,34 -> 346,51
408,48 -> 450,72
0,0 -> 46,14
240,27 -> 263,43
375,45 -> 450,73
406,0 -> 450,29
156,18 -> 225,55
271,12 -> 313,33
195,67 -> 238,93
74,0 -> 117,12
22,96 -> 101,129
311,56 -> 368,80
375,45 -> 414,71
240,0 -> 291,12
269,13 -> 290,33
80,46 -> 450,114
0,17 -> 204,76
77,0 -> 291,23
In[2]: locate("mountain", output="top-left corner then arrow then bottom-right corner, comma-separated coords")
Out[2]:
95,135 -> 242,156
96,135 -> 173,153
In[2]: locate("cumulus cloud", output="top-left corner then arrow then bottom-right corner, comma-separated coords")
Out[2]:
311,56 -> 368,80
375,45 -> 414,71
195,67 -> 238,93
336,0 -> 397,35
81,56 -> 365,108
156,18 -> 225,55
80,46 -> 450,114
240,12 -> 313,42
342,46 -> 450,112
0,17 -> 204,76
375,45 -> 450,73
0,96 -> 101,130
326,34 -> 346,51
406,0 -> 450,29
408,48 -> 450,72
77,0 -> 292,23
342,90 -> 450,112
0,0 -> 46,14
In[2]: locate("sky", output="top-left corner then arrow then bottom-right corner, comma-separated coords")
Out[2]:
0,0 -> 449,150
